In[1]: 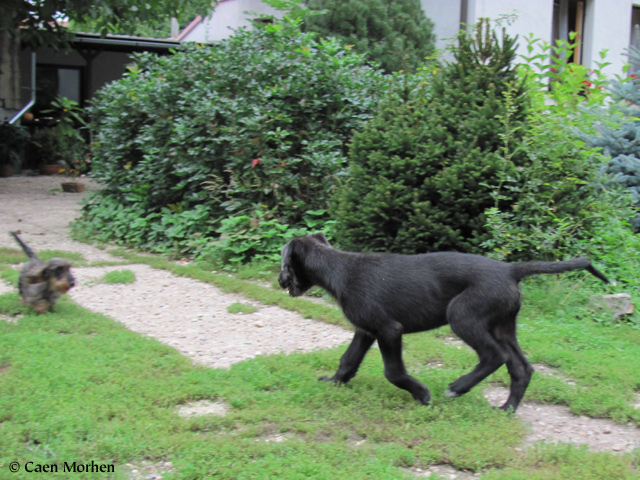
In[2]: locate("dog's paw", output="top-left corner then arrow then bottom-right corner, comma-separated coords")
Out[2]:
318,375 -> 348,386
414,391 -> 431,406
444,388 -> 462,398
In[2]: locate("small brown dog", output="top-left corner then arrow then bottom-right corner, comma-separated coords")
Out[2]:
11,232 -> 75,314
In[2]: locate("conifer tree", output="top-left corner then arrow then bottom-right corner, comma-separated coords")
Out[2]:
586,38 -> 640,230
303,0 -> 436,73
332,20 -> 528,253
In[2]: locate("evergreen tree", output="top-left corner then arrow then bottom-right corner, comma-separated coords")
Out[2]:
303,0 -> 436,73
586,39 -> 640,230
332,20 -> 528,253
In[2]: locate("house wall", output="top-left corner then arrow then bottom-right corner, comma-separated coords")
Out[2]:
181,0 -> 283,43
35,47 -> 133,99
468,0 -> 555,60
420,0 -> 462,60
422,0 -> 636,75
582,0 -> 634,75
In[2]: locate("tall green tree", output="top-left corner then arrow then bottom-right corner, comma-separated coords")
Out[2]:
332,19 -> 528,253
303,0 -> 436,73
0,0 -> 214,49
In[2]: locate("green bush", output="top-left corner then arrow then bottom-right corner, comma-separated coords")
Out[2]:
303,0 -> 436,73
482,35 -> 632,261
82,18 -> 384,257
332,20 -> 528,253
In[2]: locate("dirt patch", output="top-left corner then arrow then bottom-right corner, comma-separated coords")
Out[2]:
484,386 -> 640,453
175,399 -> 230,417
405,465 -> 481,479
126,460 -> 175,480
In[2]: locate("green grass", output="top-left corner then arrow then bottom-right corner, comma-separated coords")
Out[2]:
100,269 -> 136,285
227,302 -> 258,314
2,249 -> 639,479
0,247 -> 87,266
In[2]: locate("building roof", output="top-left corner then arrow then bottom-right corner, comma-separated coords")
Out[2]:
70,32 -> 181,53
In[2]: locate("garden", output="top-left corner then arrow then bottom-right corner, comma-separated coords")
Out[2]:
1,6 -> 640,480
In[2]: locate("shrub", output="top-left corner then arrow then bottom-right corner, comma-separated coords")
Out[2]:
482,35 -> 630,261
82,18 -> 384,257
332,20 -> 528,254
303,0 -> 436,73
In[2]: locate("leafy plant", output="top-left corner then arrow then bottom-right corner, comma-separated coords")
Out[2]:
0,122 -> 28,170
199,206 -> 335,265
30,96 -> 90,173
481,35 -> 630,262
82,18 -> 383,261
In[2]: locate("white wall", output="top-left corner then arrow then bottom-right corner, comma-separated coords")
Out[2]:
182,0 -> 283,43
583,0 -> 634,76
423,0 -> 636,75
420,0 -> 462,58
469,0 -> 555,62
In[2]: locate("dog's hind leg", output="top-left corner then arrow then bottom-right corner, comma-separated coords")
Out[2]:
495,324 -> 534,412
320,330 -> 375,384
377,322 -> 431,405
445,293 -> 510,398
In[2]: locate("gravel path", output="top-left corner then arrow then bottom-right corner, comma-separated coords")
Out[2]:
0,176 -> 353,368
1,176 -> 639,460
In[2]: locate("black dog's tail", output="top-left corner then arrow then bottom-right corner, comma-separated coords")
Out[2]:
511,258 -> 615,285
10,232 -> 37,259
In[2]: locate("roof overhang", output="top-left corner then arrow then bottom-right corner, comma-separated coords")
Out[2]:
70,33 -> 181,53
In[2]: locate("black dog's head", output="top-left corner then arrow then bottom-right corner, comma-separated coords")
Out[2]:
279,233 -> 329,297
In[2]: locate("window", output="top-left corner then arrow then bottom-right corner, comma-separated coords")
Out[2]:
552,0 -> 586,63
34,65 -> 82,115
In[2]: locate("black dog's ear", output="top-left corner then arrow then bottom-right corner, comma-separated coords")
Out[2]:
310,232 -> 329,245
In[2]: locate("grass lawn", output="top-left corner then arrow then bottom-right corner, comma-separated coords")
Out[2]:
0,247 -> 639,479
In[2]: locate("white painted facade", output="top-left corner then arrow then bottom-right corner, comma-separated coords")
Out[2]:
421,0 -> 638,75
178,0 -> 283,43
179,0 -> 638,75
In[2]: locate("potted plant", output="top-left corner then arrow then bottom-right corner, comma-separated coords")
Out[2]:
0,122 -> 25,177
31,128 -> 64,175
60,151 -> 90,192
36,96 -> 89,181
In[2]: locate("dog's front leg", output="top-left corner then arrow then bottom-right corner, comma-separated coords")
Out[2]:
319,330 -> 375,384
378,323 -> 431,405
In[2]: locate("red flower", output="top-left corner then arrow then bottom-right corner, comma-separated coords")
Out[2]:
251,158 -> 261,168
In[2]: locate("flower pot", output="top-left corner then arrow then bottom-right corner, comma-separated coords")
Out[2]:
61,182 -> 85,193
0,164 -> 14,177
40,164 -> 62,175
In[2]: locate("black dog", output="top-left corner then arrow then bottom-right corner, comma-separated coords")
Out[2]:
279,233 -> 613,412
11,232 -> 76,314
